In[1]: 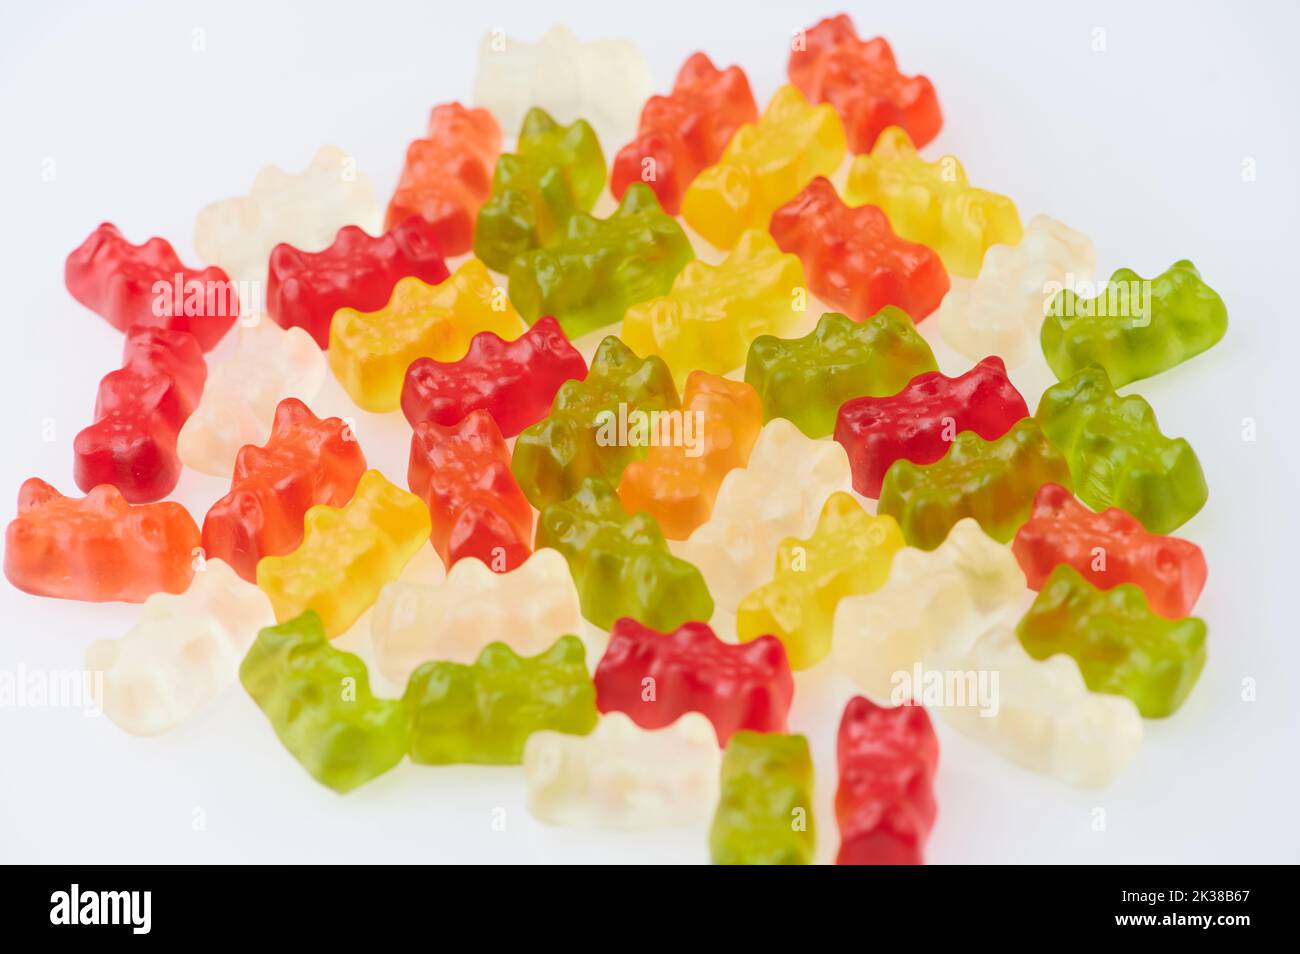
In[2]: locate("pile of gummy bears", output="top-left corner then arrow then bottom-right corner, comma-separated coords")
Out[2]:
5,15 -> 1226,864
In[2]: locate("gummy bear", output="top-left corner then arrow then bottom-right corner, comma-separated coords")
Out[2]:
408,410 -> 533,572
710,731 -> 816,865
845,126 -> 1022,278
404,635 -> 597,765
737,492 -> 905,670
617,372 -> 763,540
745,310 -> 937,439
536,476 -> 713,632
682,85 -> 846,251
65,222 -> 239,351
508,183 -> 694,339
329,259 -> 524,413
401,316 -> 587,438
266,217 -> 450,349
201,398 -> 366,583
5,478 -> 200,602
256,470 -> 430,637
240,610 -> 407,793
611,52 -> 758,215
769,176 -> 949,322
386,102 -> 502,254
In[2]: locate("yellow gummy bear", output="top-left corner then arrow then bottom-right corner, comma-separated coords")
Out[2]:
736,492 -> 904,670
681,86 -> 846,251
328,259 -> 524,412
257,470 -> 431,638
620,230 -> 807,386
844,126 -> 1023,278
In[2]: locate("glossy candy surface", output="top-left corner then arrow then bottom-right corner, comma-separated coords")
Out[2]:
1016,564 -> 1207,718
1042,260 -> 1228,386
835,355 -> 1029,497
769,176 -> 949,322
401,316 -> 587,438
266,217 -> 450,349
1013,483 -> 1206,618
737,492 -> 905,670
74,327 -> 207,502
710,731 -> 816,865
1035,365 -> 1207,533
66,222 -> 239,351
682,85 -> 846,250
536,476 -> 713,631
611,52 -> 758,214
5,478 -> 200,603
878,418 -> 1072,550
845,127 -> 1021,278
594,617 -> 794,745
201,398 -> 366,583
404,635 -> 597,765
746,310 -> 937,439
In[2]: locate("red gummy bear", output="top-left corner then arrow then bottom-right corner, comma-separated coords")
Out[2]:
401,315 -> 587,437
789,15 -> 942,152
835,356 -> 1029,497
201,398 -> 367,582
836,696 -> 939,866
73,327 -> 207,503
5,477 -> 200,602
407,411 -> 532,572
594,618 -> 794,746
1012,483 -> 1208,618
770,177 -> 949,323
385,102 -> 502,255
266,216 -> 450,349
611,52 -> 758,215
65,222 -> 239,352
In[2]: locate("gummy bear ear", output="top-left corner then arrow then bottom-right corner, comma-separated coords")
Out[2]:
618,182 -> 663,215
519,107 -> 557,139
16,477 -> 62,512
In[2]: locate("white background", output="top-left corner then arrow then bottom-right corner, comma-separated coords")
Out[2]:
2,0 -> 1298,864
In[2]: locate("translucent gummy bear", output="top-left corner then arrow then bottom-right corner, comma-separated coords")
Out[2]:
523,712 -> 721,830
369,548 -> 582,686
176,319 -> 326,477
832,518 -> 1027,700
85,559 -> 275,735
472,25 -> 653,150
193,145 -> 382,288
936,215 -> 1095,368
673,418 -> 852,613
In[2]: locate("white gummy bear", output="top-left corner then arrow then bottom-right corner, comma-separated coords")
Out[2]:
523,712 -> 721,830
176,319 -> 327,477
472,25 -> 652,150
672,418 -> 852,613
85,559 -> 274,736
936,215 -> 1096,368
933,626 -> 1143,788
193,145 -> 382,288
369,548 -> 582,686
832,518 -> 1027,701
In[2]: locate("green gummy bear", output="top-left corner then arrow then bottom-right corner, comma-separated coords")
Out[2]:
536,475 -> 714,631
403,635 -> 597,765
1042,259 -> 1228,387
473,108 -> 606,273
508,183 -> 695,339
744,310 -> 937,438
710,731 -> 816,865
878,418 -> 1072,550
512,334 -> 680,508
1035,364 -> 1207,534
239,610 -> 408,794
1016,564 -> 1207,718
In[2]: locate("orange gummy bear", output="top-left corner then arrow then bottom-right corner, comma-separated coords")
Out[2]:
4,478 -> 200,602
617,372 -> 762,540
